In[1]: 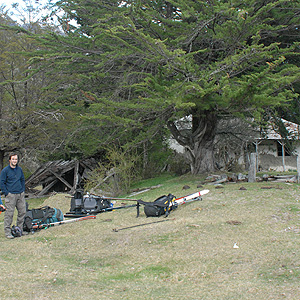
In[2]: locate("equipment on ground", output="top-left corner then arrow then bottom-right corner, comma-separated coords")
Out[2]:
64,190 -> 138,217
23,205 -> 64,233
137,193 -> 177,217
32,215 -> 96,230
136,189 -> 209,217
65,189 -> 209,219
69,190 -> 112,214
11,225 -> 22,237
174,189 -> 209,205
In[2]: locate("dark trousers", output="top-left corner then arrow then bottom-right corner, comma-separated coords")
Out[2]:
4,192 -> 26,236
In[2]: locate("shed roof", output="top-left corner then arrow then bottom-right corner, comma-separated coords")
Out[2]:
259,118 -> 300,140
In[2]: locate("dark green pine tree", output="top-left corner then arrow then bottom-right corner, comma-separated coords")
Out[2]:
29,0 -> 300,173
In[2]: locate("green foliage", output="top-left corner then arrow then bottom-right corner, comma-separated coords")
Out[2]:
84,146 -> 141,195
2,0 -> 300,173
167,153 -> 190,176
48,0 -> 299,156
0,10 -> 85,164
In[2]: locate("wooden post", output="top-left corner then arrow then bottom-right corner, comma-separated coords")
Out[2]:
253,140 -> 262,171
248,153 -> 257,183
38,179 -> 59,196
281,141 -> 286,172
49,170 -> 73,190
71,160 -> 80,193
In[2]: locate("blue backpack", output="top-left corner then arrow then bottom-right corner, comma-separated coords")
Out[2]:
23,205 -> 64,232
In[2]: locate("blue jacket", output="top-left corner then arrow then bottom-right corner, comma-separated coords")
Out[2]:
0,165 -> 25,198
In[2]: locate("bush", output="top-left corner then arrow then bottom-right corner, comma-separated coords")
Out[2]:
84,147 -> 140,196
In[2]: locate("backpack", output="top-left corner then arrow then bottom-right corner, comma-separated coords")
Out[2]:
137,193 -> 178,217
69,190 -> 111,214
11,225 -> 22,237
23,205 -> 64,232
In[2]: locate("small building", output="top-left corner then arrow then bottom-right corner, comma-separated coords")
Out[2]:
255,119 -> 300,171
169,116 -> 300,172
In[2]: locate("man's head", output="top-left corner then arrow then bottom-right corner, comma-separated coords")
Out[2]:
9,152 -> 18,168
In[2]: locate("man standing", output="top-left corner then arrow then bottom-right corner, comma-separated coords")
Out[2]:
0,153 -> 26,239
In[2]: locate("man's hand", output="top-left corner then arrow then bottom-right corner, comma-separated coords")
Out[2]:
0,205 -> 6,212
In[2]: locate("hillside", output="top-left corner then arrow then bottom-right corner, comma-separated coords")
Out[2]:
0,175 -> 299,299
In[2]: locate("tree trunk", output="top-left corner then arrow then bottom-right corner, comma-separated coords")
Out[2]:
168,110 -> 217,174
187,139 -> 215,174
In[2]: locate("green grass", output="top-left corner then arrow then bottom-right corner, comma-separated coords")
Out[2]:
130,173 -> 176,189
0,175 -> 300,299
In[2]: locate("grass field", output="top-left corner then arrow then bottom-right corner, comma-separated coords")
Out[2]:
0,174 -> 299,299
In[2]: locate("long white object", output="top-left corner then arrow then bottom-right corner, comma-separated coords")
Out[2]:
175,189 -> 209,205
32,215 -> 96,229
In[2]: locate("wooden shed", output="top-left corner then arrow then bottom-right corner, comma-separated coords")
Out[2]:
25,158 -> 97,196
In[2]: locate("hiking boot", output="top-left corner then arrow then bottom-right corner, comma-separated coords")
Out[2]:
6,234 -> 15,239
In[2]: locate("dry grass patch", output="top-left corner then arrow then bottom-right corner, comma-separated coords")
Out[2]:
0,179 -> 299,299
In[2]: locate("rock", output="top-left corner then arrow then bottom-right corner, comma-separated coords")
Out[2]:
182,185 -> 190,190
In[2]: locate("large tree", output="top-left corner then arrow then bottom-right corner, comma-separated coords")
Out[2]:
15,0 -> 300,173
